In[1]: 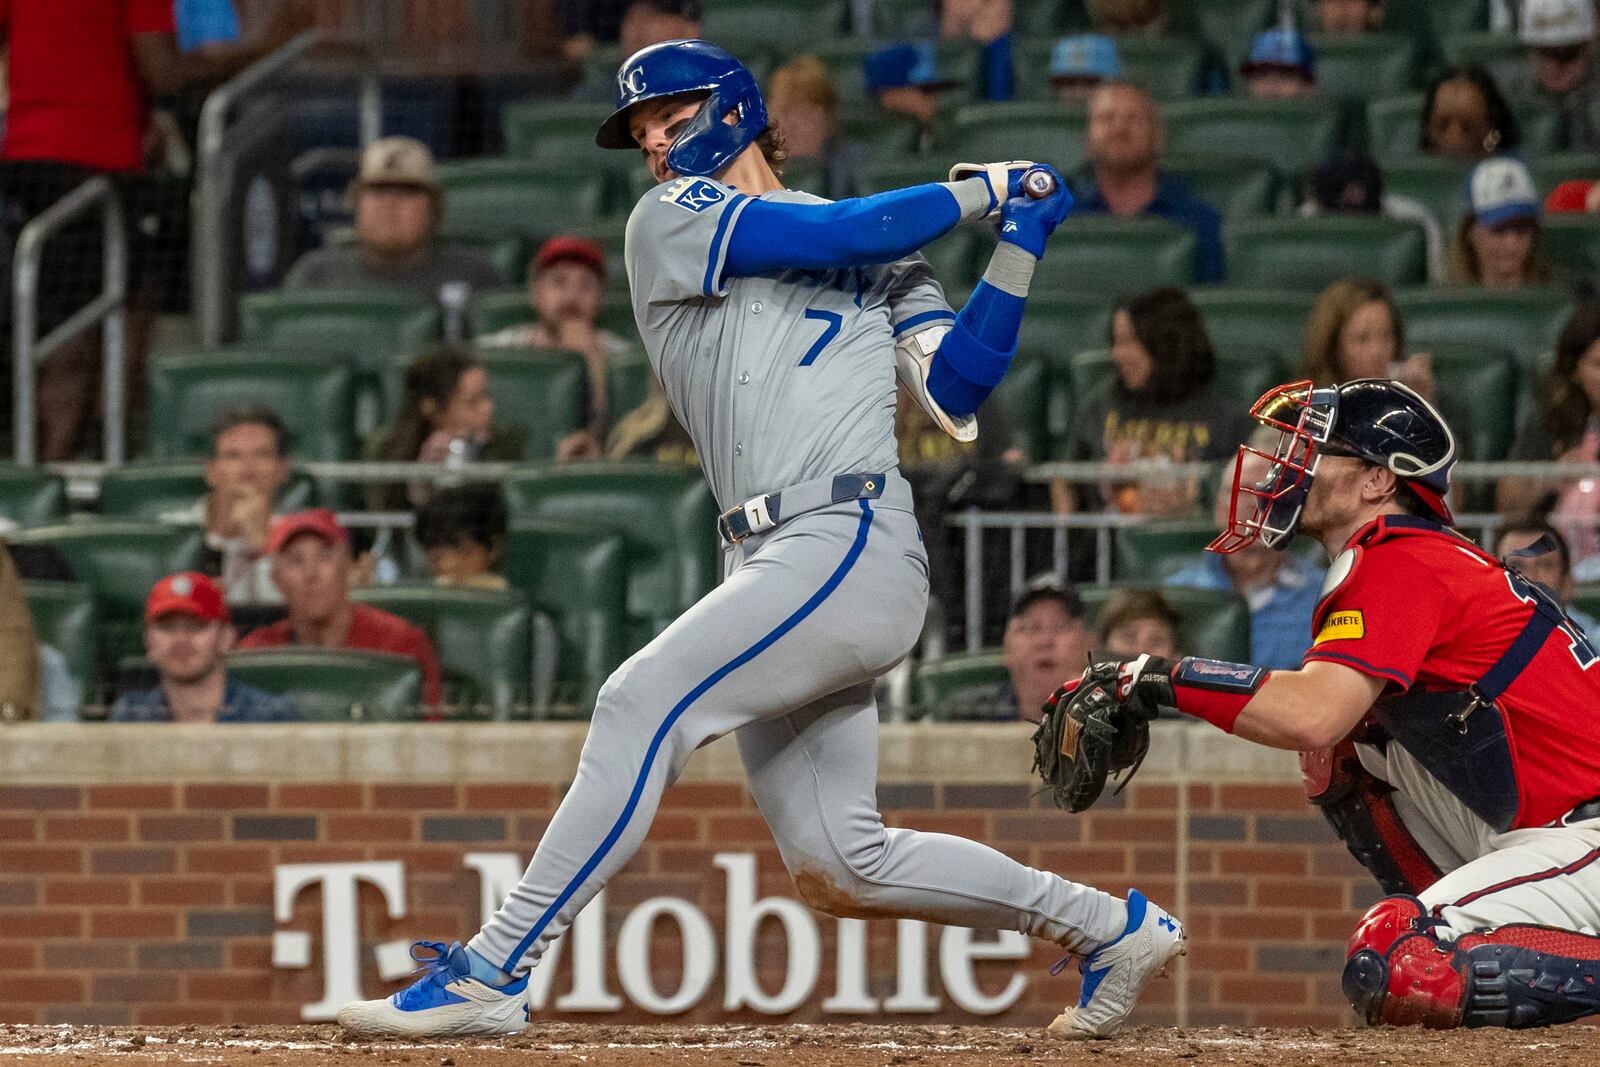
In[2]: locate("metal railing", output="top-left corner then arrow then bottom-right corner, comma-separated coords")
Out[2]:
193,30 -> 381,346
12,176 -> 128,466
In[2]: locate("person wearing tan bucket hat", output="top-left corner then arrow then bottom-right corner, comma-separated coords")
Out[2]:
284,135 -> 501,297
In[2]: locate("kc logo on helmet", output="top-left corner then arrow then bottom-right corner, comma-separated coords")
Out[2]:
622,65 -> 648,95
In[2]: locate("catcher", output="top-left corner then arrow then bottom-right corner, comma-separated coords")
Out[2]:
1036,378 -> 1600,1029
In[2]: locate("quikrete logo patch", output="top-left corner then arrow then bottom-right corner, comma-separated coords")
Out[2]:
1315,610 -> 1365,644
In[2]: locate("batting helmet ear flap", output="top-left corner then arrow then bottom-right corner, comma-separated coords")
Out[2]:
665,82 -> 768,178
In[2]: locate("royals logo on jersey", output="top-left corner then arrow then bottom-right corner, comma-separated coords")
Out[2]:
663,178 -> 727,214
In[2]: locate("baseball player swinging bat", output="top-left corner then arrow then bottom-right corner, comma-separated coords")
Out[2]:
336,39 -> 1182,1042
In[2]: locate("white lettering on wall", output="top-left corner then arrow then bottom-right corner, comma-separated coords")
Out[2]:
616,897 -> 718,1014
939,928 -> 1030,1015
274,862 -> 406,1021
715,853 -> 820,1014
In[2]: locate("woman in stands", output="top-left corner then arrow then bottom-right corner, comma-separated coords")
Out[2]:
367,346 -> 524,512
1299,277 -> 1435,398
1419,64 -> 1521,162
1497,301 -> 1600,576
1060,286 -> 1250,518
1446,157 -> 1557,290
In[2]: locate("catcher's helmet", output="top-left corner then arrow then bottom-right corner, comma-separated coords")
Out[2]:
594,39 -> 768,179
1211,378 -> 1457,553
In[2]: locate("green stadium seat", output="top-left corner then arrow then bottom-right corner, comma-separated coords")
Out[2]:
1188,288 -> 1316,363
1531,152 -> 1600,193
1395,287 -> 1573,372
1171,0 -> 1275,70
608,351 -> 654,426
988,351 -> 1049,462
503,521 -> 630,714
1378,0 -> 1488,53
322,227 -> 524,286
1032,216 -> 1198,297
502,465 -> 719,650
501,100 -> 619,163
10,523 -> 205,678
226,648 -> 422,722
1383,156 -> 1472,235
1225,217 -> 1428,291
701,0 -> 845,54
1079,584 -> 1252,662
1306,33 -> 1417,104
942,101 -> 1090,173
437,161 -> 610,240
871,0 -> 938,37
859,160 -> 948,196
813,36 -> 887,106
1440,31 -> 1523,71
97,461 -> 319,521
349,585 -> 531,718
1540,215 -> 1600,280
1164,156 -> 1279,220
146,349 -> 360,460
23,581 -> 96,709
0,465 -> 67,529
1113,521 -> 1219,582
837,109 -> 925,164
1367,93 -> 1562,165
1430,343 -> 1518,508
1014,35 -> 1203,102
1163,98 -> 1339,179
238,290 -> 441,364
469,287 -> 535,338
913,650 -> 1009,721
1574,583 -> 1600,623
923,226 -> 982,296
598,291 -> 638,337
463,347 -> 589,462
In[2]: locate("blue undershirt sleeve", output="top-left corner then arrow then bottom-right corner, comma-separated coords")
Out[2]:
925,280 -> 1026,417
723,183 -> 969,276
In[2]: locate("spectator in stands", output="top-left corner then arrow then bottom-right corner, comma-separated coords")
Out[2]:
1420,65 -> 1522,162
566,0 -> 703,99
161,407 -> 294,606
1446,156 -> 1555,289
865,42 -> 964,130
1072,81 -> 1225,282
477,237 -> 626,461
241,509 -> 442,705
1303,151 -> 1446,281
110,572 -> 301,723
1300,277 -> 1436,399
999,578 -> 1093,723
1498,302 -> 1600,560
1511,0 -> 1600,150
283,137 -> 500,299
1062,287 -> 1250,517
415,485 -> 508,591
1496,519 -> 1600,633
1048,34 -> 1123,104
940,0 -> 1015,101
1096,588 -> 1182,659
367,347 -> 524,512
1316,0 -> 1385,34
1238,27 -> 1317,100
1086,0 -> 1170,36
598,378 -> 699,466
767,56 -> 867,199
0,540 -> 41,722
8,541 -> 79,723
1167,439 -> 1324,671
1547,176 -> 1600,213
0,0 -> 314,460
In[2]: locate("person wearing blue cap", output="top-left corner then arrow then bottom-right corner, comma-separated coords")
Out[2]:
1240,27 -> 1317,99
1049,34 -> 1122,104
1317,0 -> 1384,35
1447,156 -> 1556,289
864,41 -> 966,127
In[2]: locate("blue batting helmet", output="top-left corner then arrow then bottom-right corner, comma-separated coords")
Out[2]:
594,39 -> 769,179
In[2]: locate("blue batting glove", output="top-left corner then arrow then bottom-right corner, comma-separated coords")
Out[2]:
997,167 -> 1073,258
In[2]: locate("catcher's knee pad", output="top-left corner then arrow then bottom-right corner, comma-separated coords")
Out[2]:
1344,897 -> 1600,1029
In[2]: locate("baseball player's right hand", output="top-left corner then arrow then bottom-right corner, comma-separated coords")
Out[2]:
997,165 -> 1072,258
948,160 -> 1037,219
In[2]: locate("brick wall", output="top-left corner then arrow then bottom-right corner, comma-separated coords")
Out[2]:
0,766 -> 1373,1028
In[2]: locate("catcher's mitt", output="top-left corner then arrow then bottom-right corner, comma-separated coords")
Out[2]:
1031,657 -> 1172,813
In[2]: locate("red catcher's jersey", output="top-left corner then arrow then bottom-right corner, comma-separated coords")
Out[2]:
1303,516 -> 1600,829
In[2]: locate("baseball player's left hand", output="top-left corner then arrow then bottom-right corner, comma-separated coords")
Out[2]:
1032,655 -> 1169,812
997,165 -> 1072,257
948,160 -> 1037,218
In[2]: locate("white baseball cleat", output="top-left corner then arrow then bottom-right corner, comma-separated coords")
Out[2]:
1048,889 -> 1186,1040
336,941 -> 529,1039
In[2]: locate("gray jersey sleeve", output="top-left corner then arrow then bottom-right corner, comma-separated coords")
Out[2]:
624,177 -> 758,312
884,253 -> 956,340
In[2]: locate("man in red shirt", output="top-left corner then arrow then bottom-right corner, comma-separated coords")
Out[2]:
0,0 -> 311,458
240,509 -> 442,706
1050,379 -> 1600,1029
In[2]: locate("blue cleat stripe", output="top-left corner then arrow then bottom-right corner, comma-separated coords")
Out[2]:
502,499 -> 877,971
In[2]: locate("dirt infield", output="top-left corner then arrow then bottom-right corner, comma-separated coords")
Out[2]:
2,1023 -> 1598,1066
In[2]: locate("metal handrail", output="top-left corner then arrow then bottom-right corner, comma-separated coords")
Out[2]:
12,175 -> 127,466
193,30 -> 381,346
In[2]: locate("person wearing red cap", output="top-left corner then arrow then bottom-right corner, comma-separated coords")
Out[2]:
109,572 -> 300,723
239,509 -> 442,706
479,236 -> 633,460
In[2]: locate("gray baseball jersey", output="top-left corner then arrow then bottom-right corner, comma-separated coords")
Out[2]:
468,176 -> 1130,983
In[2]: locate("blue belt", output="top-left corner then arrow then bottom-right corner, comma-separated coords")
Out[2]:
718,472 -> 887,545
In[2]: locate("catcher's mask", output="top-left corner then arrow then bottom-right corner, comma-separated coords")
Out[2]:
1208,378 -> 1457,554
